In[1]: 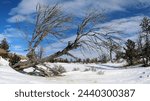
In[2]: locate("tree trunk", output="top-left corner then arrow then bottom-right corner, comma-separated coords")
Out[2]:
12,42 -> 78,71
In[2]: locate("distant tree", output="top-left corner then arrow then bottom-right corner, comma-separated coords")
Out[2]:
90,58 -> 98,63
124,39 -> 137,65
136,35 -> 144,62
37,46 -> 44,59
142,42 -> 150,66
0,38 -> 9,52
76,58 -> 82,63
99,53 -> 108,63
70,59 -> 73,63
103,37 -> 121,62
85,58 -> 90,64
64,58 -> 69,63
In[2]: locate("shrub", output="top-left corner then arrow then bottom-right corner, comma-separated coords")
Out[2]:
83,68 -> 90,72
53,65 -> 66,74
72,68 -> 80,71
0,38 -> 9,52
9,54 -> 21,66
91,67 -> 97,72
97,71 -> 104,75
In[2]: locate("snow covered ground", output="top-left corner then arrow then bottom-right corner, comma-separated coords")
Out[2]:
0,57 -> 150,84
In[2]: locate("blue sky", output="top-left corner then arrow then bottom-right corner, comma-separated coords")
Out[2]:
0,0 -> 150,57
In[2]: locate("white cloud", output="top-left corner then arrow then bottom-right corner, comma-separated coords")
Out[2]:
14,45 -> 22,50
2,27 -> 24,38
0,34 -> 6,41
7,15 -> 26,23
9,0 -> 49,15
9,0 -> 126,16
8,0 -> 150,23
99,16 -> 144,36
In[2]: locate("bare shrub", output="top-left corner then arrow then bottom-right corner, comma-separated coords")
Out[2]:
53,65 -> 66,74
91,68 -> 97,72
72,68 -> 80,71
83,68 -> 91,72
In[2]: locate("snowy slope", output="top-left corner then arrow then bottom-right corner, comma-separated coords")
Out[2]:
0,57 -> 150,84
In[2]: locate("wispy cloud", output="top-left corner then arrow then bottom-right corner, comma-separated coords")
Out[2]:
99,16 -> 146,42
7,15 -> 26,23
9,0 -> 49,15
8,0 -> 150,23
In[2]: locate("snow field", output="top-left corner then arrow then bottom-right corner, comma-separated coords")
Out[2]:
0,57 -> 150,84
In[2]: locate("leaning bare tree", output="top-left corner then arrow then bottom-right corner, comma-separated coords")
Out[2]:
10,4 -> 120,77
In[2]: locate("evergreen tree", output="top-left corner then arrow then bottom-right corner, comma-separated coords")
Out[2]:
140,17 -> 150,66
124,39 -> 137,65
115,51 -> 124,61
0,38 -> 9,52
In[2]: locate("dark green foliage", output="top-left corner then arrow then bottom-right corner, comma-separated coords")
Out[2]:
140,17 -> 150,33
49,58 -> 69,63
124,39 -> 137,65
0,38 -> 9,52
115,51 -> 124,61
9,54 -> 21,67
142,42 -> 150,66
139,17 -> 150,66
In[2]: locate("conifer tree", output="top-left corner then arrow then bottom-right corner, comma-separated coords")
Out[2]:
124,39 -> 137,65
0,38 -> 9,52
140,17 -> 150,66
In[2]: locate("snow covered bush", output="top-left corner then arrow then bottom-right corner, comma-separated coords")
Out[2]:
83,68 -> 97,72
53,65 -> 66,74
91,68 -> 97,72
72,68 -> 80,71
83,68 -> 91,72
97,71 -> 104,75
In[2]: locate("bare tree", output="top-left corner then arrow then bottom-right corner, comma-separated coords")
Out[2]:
37,46 -> 44,59
102,37 -> 121,62
11,4 -> 120,77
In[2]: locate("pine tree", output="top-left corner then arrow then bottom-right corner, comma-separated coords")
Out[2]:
142,42 -> 150,66
0,38 -> 9,52
139,17 -> 150,66
124,39 -> 137,65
